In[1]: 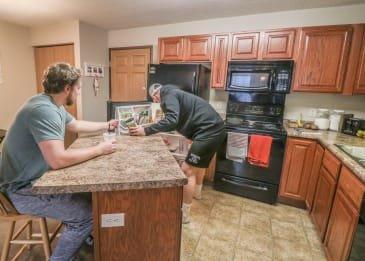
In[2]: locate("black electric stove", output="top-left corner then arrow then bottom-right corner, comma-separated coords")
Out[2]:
214,92 -> 287,204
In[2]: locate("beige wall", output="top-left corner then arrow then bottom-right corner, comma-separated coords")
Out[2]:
108,4 -> 365,119
79,22 -> 109,121
30,20 -> 83,119
0,20 -> 37,129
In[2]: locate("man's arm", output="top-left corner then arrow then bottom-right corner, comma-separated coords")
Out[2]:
67,119 -> 118,133
38,139 -> 116,169
142,95 -> 180,136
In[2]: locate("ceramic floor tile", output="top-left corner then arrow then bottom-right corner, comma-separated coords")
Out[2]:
215,192 -> 244,208
203,217 -> 239,243
236,227 -> 273,258
271,219 -> 307,243
301,212 -> 316,229
304,226 -> 324,253
210,203 -> 241,224
181,228 -> 200,257
270,205 -> 303,224
193,234 -> 235,261
273,238 -> 312,261
240,210 -> 272,234
311,249 -> 328,261
234,248 -> 273,261
242,198 -> 274,217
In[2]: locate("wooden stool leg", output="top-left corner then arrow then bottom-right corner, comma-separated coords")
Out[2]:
1,221 -> 15,261
39,218 -> 51,260
26,220 -> 33,250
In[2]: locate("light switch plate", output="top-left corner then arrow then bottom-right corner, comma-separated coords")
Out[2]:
101,213 -> 125,227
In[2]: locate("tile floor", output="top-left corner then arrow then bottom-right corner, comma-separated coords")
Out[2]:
0,186 -> 327,260
181,186 -> 327,261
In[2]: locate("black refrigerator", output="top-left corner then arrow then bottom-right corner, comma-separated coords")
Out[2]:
147,63 -> 211,101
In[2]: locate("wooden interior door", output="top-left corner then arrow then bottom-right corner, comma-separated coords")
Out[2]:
110,48 -> 151,102
34,44 -> 77,148
230,32 -> 260,60
293,25 -> 352,93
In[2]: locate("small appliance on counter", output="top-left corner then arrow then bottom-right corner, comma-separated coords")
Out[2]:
329,110 -> 345,131
342,118 -> 365,136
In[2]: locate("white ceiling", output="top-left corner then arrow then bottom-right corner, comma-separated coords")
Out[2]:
0,0 -> 364,30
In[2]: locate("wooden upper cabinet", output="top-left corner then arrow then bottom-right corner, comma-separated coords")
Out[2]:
230,32 -> 260,60
279,138 -> 316,207
184,35 -> 212,61
293,25 -> 353,93
211,34 -> 229,88
159,37 -> 184,62
262,29 -> 296,59
305,144 -> 325,211
353,27 -> 365,94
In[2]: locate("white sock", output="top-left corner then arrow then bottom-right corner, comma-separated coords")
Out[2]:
194,184 -> 203,199
182,203 -> 191,224
182,203 -> 191,213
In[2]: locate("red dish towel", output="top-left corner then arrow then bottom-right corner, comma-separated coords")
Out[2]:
247,135 -> 273,168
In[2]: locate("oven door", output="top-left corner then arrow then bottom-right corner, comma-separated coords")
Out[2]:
215,128 -> 286,185
227,69 -> 274,92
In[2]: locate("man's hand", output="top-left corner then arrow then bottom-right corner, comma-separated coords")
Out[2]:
129,126 -> 146,136
97,140 -> 117,155
108,119 -> 119,131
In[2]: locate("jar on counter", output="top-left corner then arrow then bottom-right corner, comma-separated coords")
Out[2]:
329,110 -> 345,132
314,108 -> 330,130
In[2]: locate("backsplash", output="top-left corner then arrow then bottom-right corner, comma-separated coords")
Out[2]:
209,89 -> 365,120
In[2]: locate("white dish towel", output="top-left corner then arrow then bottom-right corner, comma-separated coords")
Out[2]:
226,132 -> 248,163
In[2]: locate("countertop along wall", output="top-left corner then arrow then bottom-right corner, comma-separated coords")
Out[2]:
108,4 -> 365,118
0,20 -> 37,130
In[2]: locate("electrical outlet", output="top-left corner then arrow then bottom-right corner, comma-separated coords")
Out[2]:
101,213 -> 125,227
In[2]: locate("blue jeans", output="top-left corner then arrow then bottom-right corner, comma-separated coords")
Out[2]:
7,186 -> 93,261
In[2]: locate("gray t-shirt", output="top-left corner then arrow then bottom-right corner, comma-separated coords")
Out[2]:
0,94 -> 74,192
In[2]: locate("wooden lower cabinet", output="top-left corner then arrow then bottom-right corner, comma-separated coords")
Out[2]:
305,144 -> 325,210
324,166 -> 365,261
324,189 -> 358,261
311,166 -> 337,239
279,138 -> 316,207
204,154 -> 216,182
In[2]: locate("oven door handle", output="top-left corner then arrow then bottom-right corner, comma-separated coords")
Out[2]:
221,177 -> 269,191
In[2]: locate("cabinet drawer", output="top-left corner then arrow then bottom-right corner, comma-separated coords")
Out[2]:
322,150 -> 341,180
338,166 -> 365,210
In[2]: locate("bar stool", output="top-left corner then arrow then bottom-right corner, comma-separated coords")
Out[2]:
0,192 -> 62,261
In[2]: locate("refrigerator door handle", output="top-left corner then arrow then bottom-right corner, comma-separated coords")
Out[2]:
221,177 -> 269,191
192,72 -> 197,93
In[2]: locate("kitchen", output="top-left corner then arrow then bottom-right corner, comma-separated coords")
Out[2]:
1,1 -> 365,261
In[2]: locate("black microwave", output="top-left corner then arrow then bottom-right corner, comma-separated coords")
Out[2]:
226,60 -> 294,93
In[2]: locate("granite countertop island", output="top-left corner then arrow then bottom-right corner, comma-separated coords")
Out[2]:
32,135 -> 187,194
285,126 -> 365,183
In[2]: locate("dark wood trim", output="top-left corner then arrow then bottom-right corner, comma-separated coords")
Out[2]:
108,46 -> 153,102
278,195 -> 307,209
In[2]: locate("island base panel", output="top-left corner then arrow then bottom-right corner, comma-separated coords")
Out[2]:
92,187 -> 183,261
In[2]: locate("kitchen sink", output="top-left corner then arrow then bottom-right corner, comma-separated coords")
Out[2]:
335,144 -> 365,167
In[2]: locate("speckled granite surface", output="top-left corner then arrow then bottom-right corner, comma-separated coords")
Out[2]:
33,135 -> 187,194
285,126 -> 365,183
